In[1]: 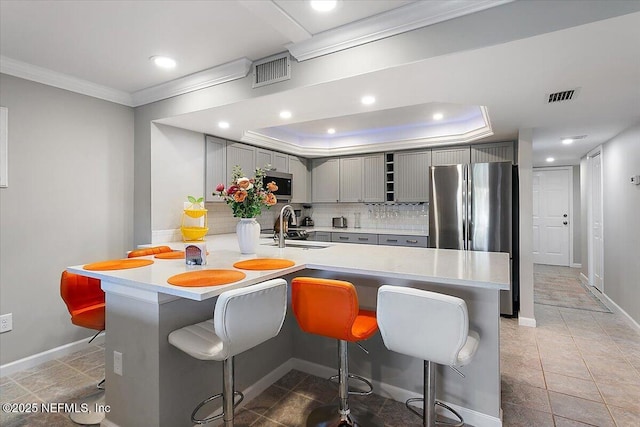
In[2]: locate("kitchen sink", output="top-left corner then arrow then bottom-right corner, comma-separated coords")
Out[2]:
261,242 -> 331,250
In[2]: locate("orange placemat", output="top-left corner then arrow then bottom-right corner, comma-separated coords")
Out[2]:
155,251 -> 210,260
167,270 -> 246,287
233,258 -> 295,270
84,259 -> 154,271
155,251 -> 185,259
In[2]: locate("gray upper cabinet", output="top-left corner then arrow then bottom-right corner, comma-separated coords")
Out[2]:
339,154 -> 385,203
339,157 -> 363,202
312,158 -> 340,202
289,155 -> 310,203
395,150 -> 431,202
226,142 -> 255,183
205,136 -> 227,202
256,148 -> 289,172
363,154 -> 385,202
471,142 -> 514,163
431,146 -> 471,166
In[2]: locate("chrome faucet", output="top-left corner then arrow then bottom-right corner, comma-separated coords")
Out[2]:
278,204 -> 296,248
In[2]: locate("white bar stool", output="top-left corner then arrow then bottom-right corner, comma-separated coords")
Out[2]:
168,279 -> 288,426
376,286 -> 480,427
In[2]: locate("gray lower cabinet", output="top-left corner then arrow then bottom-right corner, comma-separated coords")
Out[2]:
308,231 -> 427,247
312,231 -> 331,242
378,234 -> 428,247
331,232 -> 378,245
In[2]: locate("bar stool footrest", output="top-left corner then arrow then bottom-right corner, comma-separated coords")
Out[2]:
191,391 -> 244,425
405,398 -> 464,427
329,373 -> 373,396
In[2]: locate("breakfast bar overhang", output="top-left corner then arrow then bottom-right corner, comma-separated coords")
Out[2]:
67,234 -> 510,427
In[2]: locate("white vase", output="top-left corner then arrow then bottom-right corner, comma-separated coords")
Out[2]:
236,218 -> 260,254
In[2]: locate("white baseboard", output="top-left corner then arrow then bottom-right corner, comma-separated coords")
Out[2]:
571,263 -> 582,269
579,272 -> 590,287
518,316 -> 537,328
599,292 -> 640,332
292,358 -> 502,427
0,333 -> 105,378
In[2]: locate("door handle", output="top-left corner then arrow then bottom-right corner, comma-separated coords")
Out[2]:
563,214 -> 568,218
563,221 -> 568,225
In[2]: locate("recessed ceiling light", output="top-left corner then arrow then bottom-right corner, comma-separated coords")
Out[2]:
150,56 -> 176,69
279,110 -> 292,119
327,128 -> 336,134
361,95 -> 375,105
310,0 -> 337,12
433,113 -> 444,120
546,157 -> 555,163
561,138 -> 574,145
218,121 -> 230,129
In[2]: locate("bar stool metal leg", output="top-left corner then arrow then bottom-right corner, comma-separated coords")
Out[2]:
306,340 -> 383,427
406,361 -> 464,427
191,356 -> 244,425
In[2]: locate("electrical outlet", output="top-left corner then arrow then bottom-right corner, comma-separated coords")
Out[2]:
114,351 -> 123,376
0,313 -> 12,333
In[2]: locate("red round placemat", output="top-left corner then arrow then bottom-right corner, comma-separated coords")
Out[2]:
233,258 -> 295,270
167,270 -> 246,287
84,259 -> 154,271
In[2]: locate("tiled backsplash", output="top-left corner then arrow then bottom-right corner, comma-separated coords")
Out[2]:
152,202 -> 429,243
310,203 -> 428,231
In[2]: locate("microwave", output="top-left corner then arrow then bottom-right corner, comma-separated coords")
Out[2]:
264,171 -> 293,200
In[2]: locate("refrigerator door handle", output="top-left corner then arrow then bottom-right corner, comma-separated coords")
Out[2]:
467,164 -> 472,250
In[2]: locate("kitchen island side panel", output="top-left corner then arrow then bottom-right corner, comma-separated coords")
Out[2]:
290,271 -> 501,419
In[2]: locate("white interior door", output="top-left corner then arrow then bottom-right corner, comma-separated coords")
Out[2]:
589,152 -> 604,291
532,168 -> 571,266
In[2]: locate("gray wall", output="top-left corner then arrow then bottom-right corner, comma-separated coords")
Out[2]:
0,74 -> 134,364
601,123 -> 640,322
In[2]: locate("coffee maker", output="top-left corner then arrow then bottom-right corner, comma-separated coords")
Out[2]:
301,204 -> 314,227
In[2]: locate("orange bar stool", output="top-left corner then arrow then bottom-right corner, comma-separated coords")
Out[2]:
60,270 -> 106,425
127,245 -> 173,257
291,277 -> 383,427
169,279 -> 288,426
377,286 -> 480,427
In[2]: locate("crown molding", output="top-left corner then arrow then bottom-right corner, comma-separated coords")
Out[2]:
242,124 -> 493,159
131,58 -> 252,107
0,55 -> 133,106
287,0 -> 513,61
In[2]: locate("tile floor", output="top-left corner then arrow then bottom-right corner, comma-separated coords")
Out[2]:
1,266 -> 639,426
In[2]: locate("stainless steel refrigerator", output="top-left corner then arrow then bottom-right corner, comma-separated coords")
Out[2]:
428,162 -> 518,316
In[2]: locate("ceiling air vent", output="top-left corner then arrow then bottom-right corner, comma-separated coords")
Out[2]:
252,53 -> 291,88
546,88 -> 581,104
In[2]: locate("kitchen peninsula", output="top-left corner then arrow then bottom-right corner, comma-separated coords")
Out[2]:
67,234 -> 509,427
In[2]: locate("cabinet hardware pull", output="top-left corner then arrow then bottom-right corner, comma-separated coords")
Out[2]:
358,237 -> 368,241
387,239 -> 398,242
339,236 -> 349,240
406,239 -> 418,244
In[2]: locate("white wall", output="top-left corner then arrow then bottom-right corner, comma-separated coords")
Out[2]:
518,130 -> 535,325
0,74 -> 134,364
601,122 -> 640,322
150,123 -> 205,237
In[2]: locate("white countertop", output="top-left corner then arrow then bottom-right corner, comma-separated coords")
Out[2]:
68,234 -> 509,301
